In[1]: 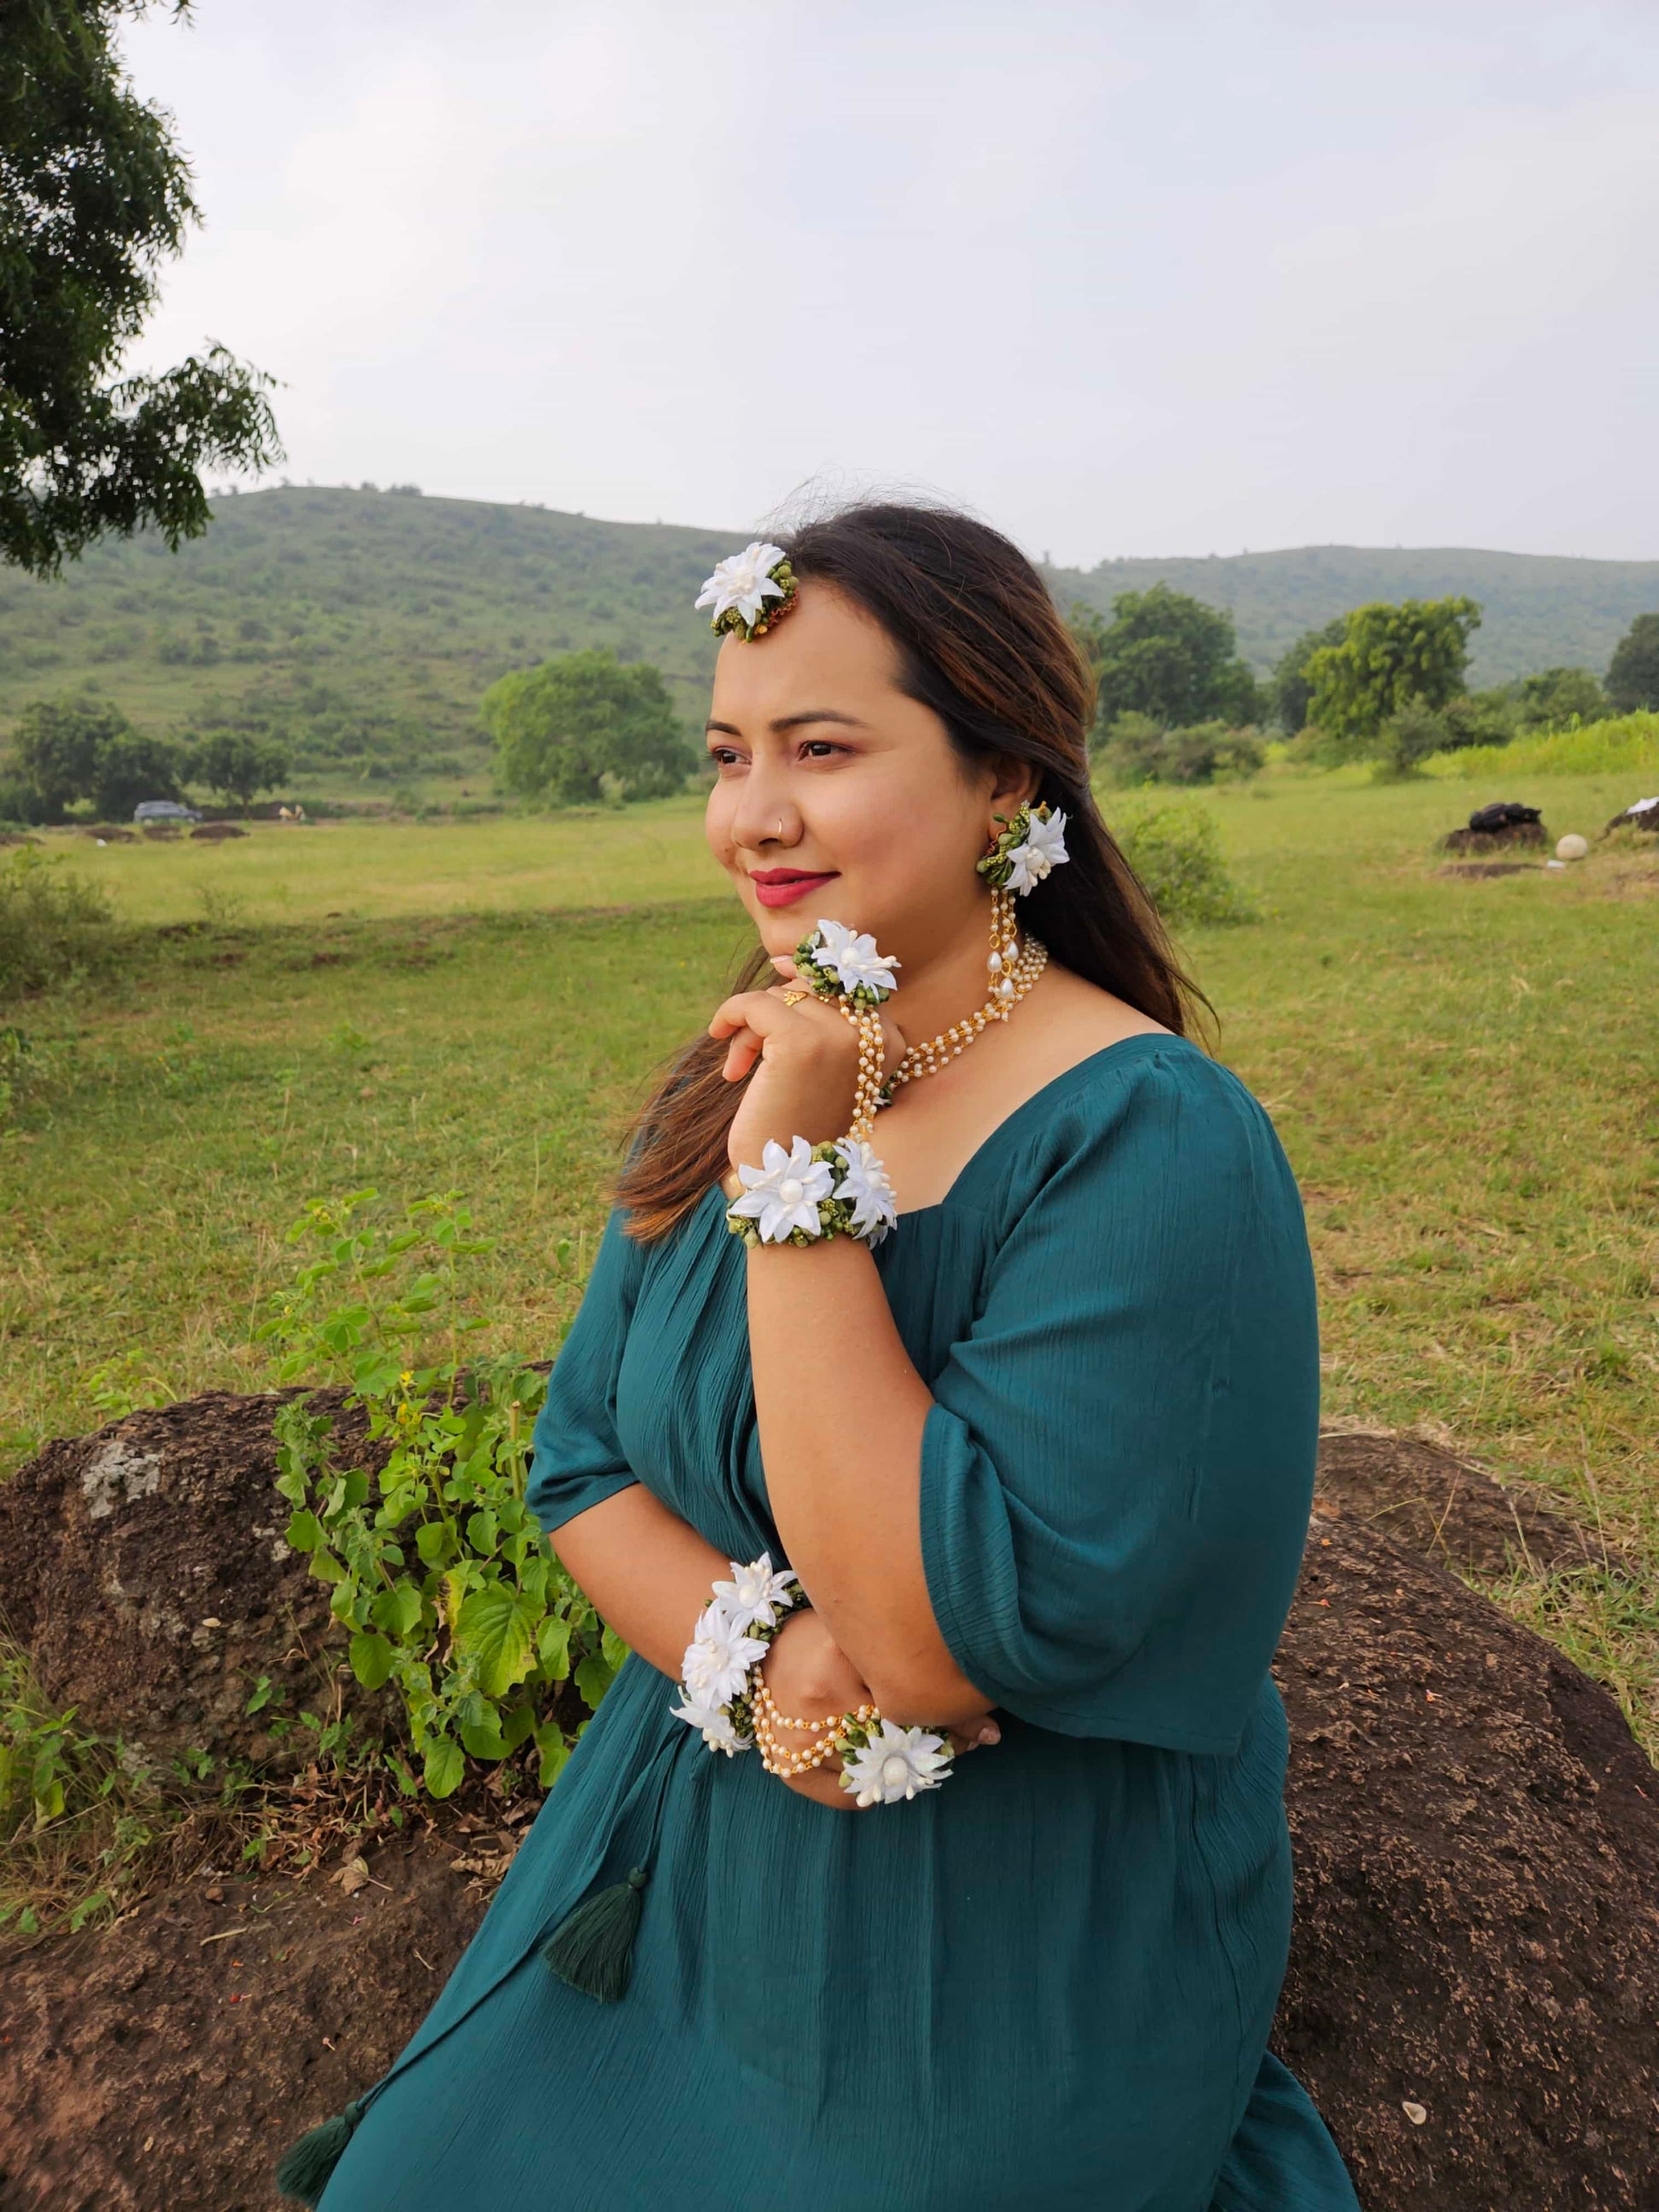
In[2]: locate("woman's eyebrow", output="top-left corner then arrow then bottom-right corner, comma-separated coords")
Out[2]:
702,710 -> 869,736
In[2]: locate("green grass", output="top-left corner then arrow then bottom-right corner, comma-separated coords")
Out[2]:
4,768 -> 1656,1747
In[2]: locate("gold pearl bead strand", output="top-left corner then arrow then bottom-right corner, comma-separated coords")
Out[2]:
881,884 -> 1047,1101
751,1670 -> 880,1779
837,1003 -> 887,1142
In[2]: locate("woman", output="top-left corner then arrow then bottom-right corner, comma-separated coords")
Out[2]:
297,504 -> 1360,2209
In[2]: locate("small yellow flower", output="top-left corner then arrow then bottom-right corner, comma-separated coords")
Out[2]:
400,1370 -> 414,1388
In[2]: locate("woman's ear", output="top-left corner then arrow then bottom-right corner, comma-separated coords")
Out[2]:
987,754 -> 1043,814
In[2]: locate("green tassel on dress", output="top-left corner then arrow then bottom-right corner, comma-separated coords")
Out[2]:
275,2097 -> 365,2205
539,1864 -> 648,2001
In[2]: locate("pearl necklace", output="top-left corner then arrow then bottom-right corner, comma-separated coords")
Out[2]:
878,882 -> 1047,1103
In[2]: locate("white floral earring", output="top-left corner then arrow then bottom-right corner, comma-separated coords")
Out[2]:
975,800 -> 1069,895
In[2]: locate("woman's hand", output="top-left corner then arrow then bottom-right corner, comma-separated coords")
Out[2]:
711,962 -> 904,1173
759,1608 -> 999,1812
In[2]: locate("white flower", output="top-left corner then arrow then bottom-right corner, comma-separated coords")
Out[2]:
806,917 -> 900,1000
728,1135 -> 835,1244
839,1718 -> 952,1807
682,1602 -> 770,1706
695,540 -> 789,629
710,1551 -> 800,1635
671,1689 -> 754,1754
1003,806 -> 1069,895
834,1139 -> 898,1245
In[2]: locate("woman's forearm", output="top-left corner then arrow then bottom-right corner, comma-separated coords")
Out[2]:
548,1486 -> 734,1681
745,1237 -> 991,1727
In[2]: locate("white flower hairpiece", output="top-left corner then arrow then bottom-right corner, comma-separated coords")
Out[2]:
695,540 -> 799,640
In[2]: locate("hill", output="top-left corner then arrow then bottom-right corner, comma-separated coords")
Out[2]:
1050,543 -> 1659,686
0,489 -> 736,784
0,488 -> 1654,781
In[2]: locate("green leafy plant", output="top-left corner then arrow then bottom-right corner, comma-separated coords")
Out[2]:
0,847 -> 119,999
1111,801 -> 1258,927
259,1189 -> 619,1803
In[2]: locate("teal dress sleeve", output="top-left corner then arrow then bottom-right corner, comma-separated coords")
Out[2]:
526,1210 -> 645,1538
919,1048 -> 1318,1753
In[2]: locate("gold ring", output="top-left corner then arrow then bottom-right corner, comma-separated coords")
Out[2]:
781,989 -> 809,1008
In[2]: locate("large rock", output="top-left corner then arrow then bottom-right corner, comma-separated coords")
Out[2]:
0,1391 -> 375,1772
1,1399 -> 1655,2210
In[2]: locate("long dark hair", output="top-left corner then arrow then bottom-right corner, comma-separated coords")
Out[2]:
616,501 -> 1202,1242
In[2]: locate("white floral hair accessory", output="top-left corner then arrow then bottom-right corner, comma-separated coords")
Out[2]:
695,540 -> 799,641
976,801 -> 1069,896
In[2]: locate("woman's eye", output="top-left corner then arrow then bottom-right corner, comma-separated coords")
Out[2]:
708,747 -> 743,768
801,740 -> 844,759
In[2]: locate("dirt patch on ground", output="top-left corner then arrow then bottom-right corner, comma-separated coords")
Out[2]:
3,1401 -> 1656,2210
0,1833 -> 491,2212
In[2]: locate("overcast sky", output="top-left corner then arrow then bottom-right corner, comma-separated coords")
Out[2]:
123,1 -> 1659,567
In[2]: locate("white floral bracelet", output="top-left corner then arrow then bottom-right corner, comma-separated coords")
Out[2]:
725,1134 -> 898,1250
671,1552 -> 802,1754
672,1554 -> 956,1808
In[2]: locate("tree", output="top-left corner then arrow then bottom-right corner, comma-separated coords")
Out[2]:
1,1 -> 281,575
1074,586 -> 1262,731
1270,619 -> 1347,734
1512,666 -> 1606,732
1305,598 -> 1481,748
10,695 -> 183,817
187,728 -> 291,809
481,649 -> 693,806
1605,614 -> 1659,714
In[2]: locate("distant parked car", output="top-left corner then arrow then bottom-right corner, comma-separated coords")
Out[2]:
133,799 -> 202,824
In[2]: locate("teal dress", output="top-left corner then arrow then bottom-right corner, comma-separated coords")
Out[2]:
316,1037 -> 1360,2211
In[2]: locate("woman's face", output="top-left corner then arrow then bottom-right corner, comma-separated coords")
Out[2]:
704,580 -> 1031,970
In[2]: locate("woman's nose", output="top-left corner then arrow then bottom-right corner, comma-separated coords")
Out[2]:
731,784 -> 796,853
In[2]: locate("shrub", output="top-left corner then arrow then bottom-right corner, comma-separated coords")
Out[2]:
1096,715 -> 1264,787
1110,801 -> 1257,927
258,1190 -> 617,1804
1423,710 -> 1659,782
1373,700 -> 1450,780
482,647 -> 693,806
0,849 -> 119,998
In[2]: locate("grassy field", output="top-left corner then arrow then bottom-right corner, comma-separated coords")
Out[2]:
5,767 -> 1657,1744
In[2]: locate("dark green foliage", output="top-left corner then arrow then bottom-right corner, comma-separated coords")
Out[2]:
1373,700 -> 1452,780
1605,613 -> 1659,713
0,847 -> 118,996
1270,620 -> 1347,733
1306,598 -> 1482,748
1438,689 -> 1517,751
483,647 -> 694,806
0,0 -> 280,573
1512,667 -> 1606,732
186,726 -> 291,808
1078,586 -> 1262,731
9,694 -> 184,816
1096,716 -> 1264,788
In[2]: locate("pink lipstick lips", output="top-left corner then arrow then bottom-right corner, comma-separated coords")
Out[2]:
749,868 -> 840,910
